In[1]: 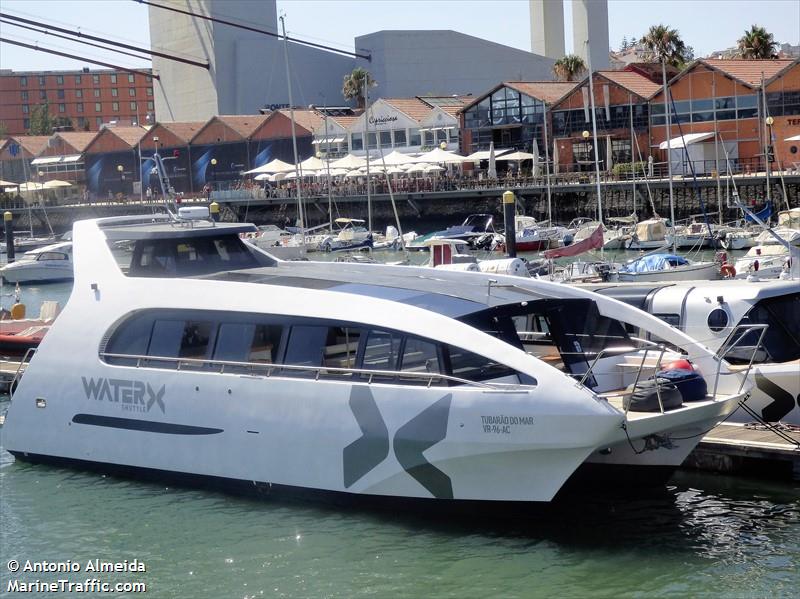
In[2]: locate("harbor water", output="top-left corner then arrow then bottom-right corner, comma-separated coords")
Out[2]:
1,270 -> 798,598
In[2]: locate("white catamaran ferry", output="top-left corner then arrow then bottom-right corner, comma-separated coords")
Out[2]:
0,212 -> 755,505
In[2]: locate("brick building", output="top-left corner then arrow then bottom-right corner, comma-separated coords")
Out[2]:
0,68 -> 155,135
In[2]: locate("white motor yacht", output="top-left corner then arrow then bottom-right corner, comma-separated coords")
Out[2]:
0,211 -> 750,505
0,241 -> 73,283
588,276 -> 800,425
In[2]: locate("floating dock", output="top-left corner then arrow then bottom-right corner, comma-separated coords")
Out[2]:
688,422 -> 800,481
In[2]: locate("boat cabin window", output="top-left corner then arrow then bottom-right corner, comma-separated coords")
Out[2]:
101,309 -> 528,386
127,234 -> 259,277
36,251 -> 69,261
723,293 -> 800,364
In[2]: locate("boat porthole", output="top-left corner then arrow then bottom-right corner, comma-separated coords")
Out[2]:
707,308 -> 729,332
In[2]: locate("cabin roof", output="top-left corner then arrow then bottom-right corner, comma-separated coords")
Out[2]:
102,221 -> 256,240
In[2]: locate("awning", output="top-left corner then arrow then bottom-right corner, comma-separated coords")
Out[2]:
785,134 -> 800,142
496,151 -> 537,161
31,156 -> 61,165
658,132 -> 715,150
464,149 -> 512,161
314,137 -> 345,144
419,126 -> 457,132
30,154 -> 83,165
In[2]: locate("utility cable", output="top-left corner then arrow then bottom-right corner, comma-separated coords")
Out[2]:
0,12 -> 209,69
136,0 -> 370,61
0,37 -> 159,79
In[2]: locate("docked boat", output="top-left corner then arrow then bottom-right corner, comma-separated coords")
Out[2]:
319,218 -> 373,253
0,299 -> 61,356
407,214 -> 499,250
0,242 -> 73,283
588,277 -> 800,425
626,219 -> 671,251
513,216 -> 565,252
617,253 -> 720,282
0,211 -> 750,504
733,209 -> 800,279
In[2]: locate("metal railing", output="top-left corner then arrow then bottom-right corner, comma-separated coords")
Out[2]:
9,347 -> 36,399
713,323 -> 769,395
98,352 -> 535,392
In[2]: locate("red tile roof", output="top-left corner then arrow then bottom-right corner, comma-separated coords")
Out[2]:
51,131 -> 99,153
700,59 -> 795,87
504,81 -> 581,104
330,114 -> 362,129
596,70 -> 661,99
157,121 -> 205,143
277,109 -> 325,134
381,98 -> 434,122
216,115 -> 269,138
105,126 -> 147,146
6,135 -> 50,156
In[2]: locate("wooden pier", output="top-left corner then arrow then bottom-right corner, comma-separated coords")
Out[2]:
687,422 -> 800,481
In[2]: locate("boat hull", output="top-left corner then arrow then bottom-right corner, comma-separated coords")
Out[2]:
617,262 -> 719,282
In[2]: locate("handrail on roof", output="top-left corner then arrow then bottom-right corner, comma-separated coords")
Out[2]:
99,352 -> 536,392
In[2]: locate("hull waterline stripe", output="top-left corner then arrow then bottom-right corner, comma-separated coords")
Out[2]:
72,414 -> 223,435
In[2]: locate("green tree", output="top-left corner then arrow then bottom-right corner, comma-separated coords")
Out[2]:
640,24 -> 691,68
28,102 -> 55,135
342,67 -> 377,109
553,54 -> 587,82
738,25 -> 779,59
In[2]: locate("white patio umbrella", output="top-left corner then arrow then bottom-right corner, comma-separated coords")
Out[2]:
406,164 -> 428,174
254,173 -> 270,181
487,141 -> 497,178
0,179 -> 17,187
424,164 -> 445,172
17,182 -> 44,191
495,151 -> 536,162
298,155 -> 326,172
344,169 -> 364,178
43,179 -> 72,188
416,147 -> 469,164
243,158 -> 294,175
330,153 -> 367,170
385,166 -> 405,175
531,138 -> 540,177
375,150 -> 417,166
606,135 -> 614,171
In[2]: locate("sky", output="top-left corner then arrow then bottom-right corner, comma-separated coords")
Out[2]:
0,0 -> 798,72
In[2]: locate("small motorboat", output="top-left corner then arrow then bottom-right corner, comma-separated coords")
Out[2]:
0,325 -> 48,356
618,253 -> 719,282
0,242 -> 73,283
626,219 -> 672,250
319,218 -> 373,253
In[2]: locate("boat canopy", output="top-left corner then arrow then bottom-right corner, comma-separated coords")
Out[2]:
635,219 -> 667,241
620,254 -> 689,273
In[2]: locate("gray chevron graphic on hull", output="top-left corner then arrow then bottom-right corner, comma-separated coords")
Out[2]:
342,387 -> 390,488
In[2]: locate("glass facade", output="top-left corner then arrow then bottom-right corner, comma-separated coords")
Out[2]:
650,94 -> 759,126
462,86 -> 548,153
766,91 -> 800,116
552,104 -> 649,137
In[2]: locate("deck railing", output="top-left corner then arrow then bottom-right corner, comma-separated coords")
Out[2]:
98,352 -> 535,392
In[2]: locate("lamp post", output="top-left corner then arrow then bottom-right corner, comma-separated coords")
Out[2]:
117,164 -> 124,199
210,158 -> 217,189
582,130 -> 590,174
765,116 -> 774,207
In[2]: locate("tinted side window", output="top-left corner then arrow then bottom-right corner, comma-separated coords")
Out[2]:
178,321 -> 215,361
400,337 -> 441,374
147,320 -> 184,363
448,346 -> 514,382
724,294 -> 800,363
284,325 -> 327,368
105,314 -> 154,365
361,330 -> 401,371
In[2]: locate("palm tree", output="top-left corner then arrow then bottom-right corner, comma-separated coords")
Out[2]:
640,24 -> 690,69
552,54 -> 587,82
342,67 -> 376,109
738,25 -> 779,59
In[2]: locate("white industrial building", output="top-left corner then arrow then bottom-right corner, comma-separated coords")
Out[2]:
148,0 -> 609,122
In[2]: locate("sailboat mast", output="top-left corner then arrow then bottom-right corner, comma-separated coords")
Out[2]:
280,15 -> 306,250
586,43 -> 603,227
541,99 -> 553,224
662,58 -> 676,252
322,104 -> 333,231
363,76 -> 372,234
761,71 -> 772,209
629,92 -> 636,219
